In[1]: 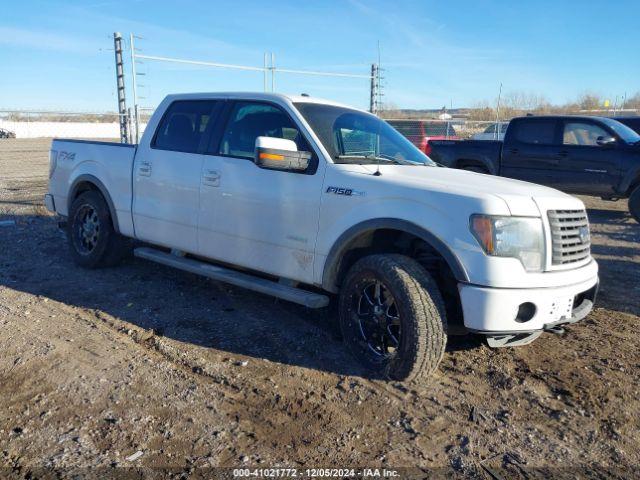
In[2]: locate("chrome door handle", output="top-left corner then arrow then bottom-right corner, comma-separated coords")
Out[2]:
203,169 -> 220,186
584,168 -> 607,173
138,161 -> 152,176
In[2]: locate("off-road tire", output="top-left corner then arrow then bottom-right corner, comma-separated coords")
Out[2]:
67,190 -> 130,268
338,254 -> 447,382
629,186 -> 640,224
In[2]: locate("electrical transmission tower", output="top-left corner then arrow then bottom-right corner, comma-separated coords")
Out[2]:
369,63 -> 383,115
113,32 -> 128,143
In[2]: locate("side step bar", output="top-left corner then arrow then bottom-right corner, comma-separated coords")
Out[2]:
134,247 -> 330,309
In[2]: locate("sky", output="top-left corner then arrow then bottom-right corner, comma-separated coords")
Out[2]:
1,0 -> 639,112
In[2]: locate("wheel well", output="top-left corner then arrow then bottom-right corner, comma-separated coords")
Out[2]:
332,228 -> 465,331
455,159 -> 488,172
72,181 -> 100,200
69,179 -> 119,232
628,176 -> 640,196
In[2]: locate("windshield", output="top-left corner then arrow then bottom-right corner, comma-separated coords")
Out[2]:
601,118 -> 640,144
294,103 -> 436,166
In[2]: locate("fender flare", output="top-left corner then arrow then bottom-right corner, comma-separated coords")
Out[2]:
69,174 -> 120,233
321,218 -> 469,293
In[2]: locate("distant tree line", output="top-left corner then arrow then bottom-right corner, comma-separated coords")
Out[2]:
1,112 -> 153,123
380,91 -> 640,120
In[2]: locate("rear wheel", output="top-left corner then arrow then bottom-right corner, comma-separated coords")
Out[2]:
67,190 -> 130,268
338,254 -> 447,382
629,186 -> 640,224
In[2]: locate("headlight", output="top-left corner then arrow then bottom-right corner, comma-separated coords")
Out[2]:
470,214 -> 545,272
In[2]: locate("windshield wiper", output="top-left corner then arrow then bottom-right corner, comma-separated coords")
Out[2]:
335,154 -> 412,165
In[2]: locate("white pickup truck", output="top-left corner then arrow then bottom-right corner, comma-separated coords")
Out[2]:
46,92 -> 599,381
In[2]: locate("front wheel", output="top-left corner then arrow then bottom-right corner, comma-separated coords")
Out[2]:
629,186 -> 640,224
338,254 -> 447,382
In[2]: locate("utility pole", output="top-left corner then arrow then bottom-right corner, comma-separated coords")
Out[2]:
113,32 -> 129,143
270,52 -> 276,92
370,63 -> 379,115
376,41 -> 383,113
129,33 -> 140,143
495,82 -> 503,140
263,53 -> 268,92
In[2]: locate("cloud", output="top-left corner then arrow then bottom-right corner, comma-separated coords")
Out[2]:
57,6 -> 261,62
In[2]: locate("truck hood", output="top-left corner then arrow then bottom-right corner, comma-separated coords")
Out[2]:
342,164 -> 585,216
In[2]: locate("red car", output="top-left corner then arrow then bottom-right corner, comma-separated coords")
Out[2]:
386,119 -> 458,156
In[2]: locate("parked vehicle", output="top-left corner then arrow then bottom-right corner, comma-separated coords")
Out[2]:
0,128 -> 16,139
46,94 -> 599,381
472,122 -> 509,141
386,119 -> 458,155
611,116 -> 640,134
429,115 -> 640,223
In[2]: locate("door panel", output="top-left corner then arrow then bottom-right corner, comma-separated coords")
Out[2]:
199,156 -> 324,283
500,119 -> 560,186
132,100 -> 218,253
552,121 -> 621,194
133,149 -> 205,252
197,101 -> 324,284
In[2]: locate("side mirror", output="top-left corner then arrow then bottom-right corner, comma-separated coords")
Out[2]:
596,135 -> 617,147
254,136 -> 311,172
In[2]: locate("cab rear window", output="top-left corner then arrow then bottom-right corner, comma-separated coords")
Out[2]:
512,120 -> 557,145
153,100 -> 218,153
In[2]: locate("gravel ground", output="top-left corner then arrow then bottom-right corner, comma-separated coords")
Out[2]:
1,138 -> 639,478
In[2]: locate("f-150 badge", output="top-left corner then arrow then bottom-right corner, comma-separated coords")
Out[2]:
326,186 -> 365,197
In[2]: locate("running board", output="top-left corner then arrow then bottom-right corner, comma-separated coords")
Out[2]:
134,247 -> 329,309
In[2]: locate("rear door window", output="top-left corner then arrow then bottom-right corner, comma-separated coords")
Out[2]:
512,120 -> 558,145
153,100 -> 218,153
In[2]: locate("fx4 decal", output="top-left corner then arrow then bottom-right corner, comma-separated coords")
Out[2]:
326,186 -> 366,197
59,151 -> 76,162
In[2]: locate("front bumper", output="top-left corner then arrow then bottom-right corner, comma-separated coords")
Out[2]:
458,272 -> 599,342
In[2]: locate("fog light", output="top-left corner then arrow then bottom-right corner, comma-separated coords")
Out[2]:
515,302 -> 536,323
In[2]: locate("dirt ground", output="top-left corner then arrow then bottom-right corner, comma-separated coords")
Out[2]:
1,138 -> 639,478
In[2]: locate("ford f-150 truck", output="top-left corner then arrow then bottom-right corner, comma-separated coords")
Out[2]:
427,115 -> 640,223
45,93 -> 599,381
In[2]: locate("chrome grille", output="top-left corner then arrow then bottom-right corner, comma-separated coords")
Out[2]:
548,210 -> 591,266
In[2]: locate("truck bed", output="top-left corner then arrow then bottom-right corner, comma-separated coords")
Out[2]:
49,138 -> 137,236
428,139 -> 502,174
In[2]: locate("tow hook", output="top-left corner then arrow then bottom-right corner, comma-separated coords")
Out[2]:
544,325 -> 565,336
